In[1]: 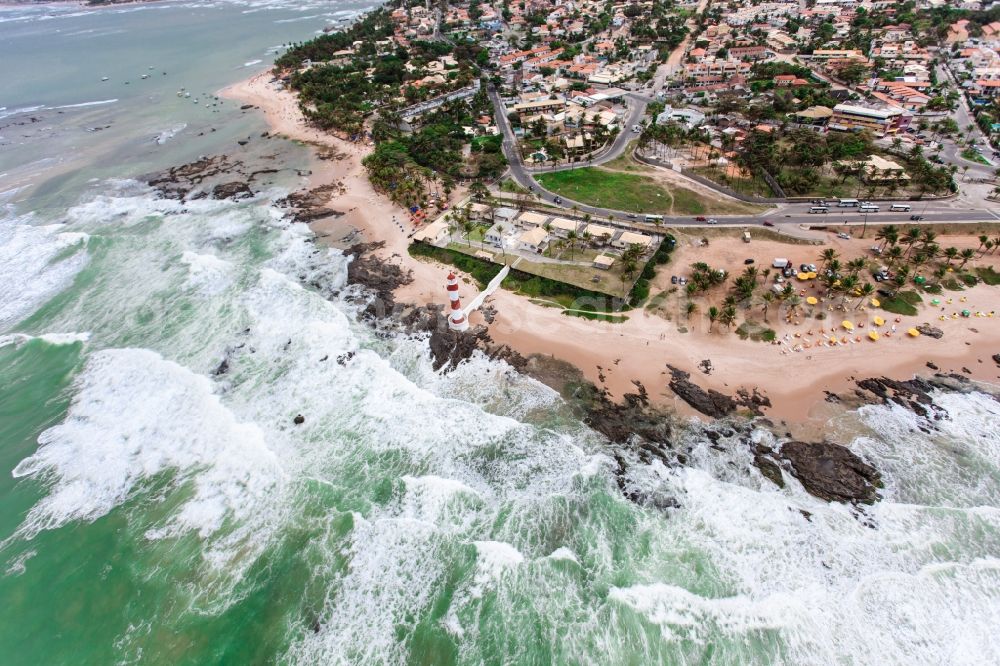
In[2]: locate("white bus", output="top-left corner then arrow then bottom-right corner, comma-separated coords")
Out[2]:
644,214 -> 663,223
837,199 -> 860,207
809,206 -> 830,213
859,203 -> 880,212
889,203 -> 911,212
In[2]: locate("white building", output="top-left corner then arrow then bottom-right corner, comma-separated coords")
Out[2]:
518,227 -> 550,253
656,106 -> 706,129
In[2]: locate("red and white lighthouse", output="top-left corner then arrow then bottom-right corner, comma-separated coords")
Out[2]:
445,272 -> 469,332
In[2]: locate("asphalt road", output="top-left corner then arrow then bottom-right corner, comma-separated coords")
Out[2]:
487,87 -> 1000,229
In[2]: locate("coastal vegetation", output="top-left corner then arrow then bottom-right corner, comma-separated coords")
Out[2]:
275,2 -> 501,210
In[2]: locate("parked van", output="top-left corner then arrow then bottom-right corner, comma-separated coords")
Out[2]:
809,206 -> 830,213
889,203 -> 911,212
772,258 -> 790,269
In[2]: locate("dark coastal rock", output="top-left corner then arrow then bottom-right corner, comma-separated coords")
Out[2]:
926,361 -> 938,370
778,440 -> 882,504
293,414 -> 305,425
344,242 -> 413,313
211,181 -> 253,200
212,358 -> 230,376
665,366 -> 769,418
570,380 -> 673,448
752,444 -> 785,488
666,365 -> 736,418
993,354 -> 1000,366
851,376 -> 970,422
916,324 -> 944,339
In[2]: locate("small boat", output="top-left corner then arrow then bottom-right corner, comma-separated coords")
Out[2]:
141,74 -> 149,79
101,76 -> 109,82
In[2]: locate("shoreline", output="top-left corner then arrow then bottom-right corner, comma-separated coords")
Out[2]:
222,70 -> 1000,427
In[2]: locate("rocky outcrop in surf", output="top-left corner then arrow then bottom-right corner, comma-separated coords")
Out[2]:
665,365 -> 770,418
146,153 -> 281,200
776,440 -> 882,505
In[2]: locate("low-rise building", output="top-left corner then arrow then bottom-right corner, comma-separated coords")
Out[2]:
584,224 -> 615,243
612,231 -> 653,250
593,254 -> 615,270
518,226 -> 550,253
829,103 -> 909,137
412,220 -> 450,245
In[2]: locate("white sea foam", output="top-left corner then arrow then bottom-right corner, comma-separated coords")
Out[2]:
0,218 -> 89,331
546,546 -> 578,563
153,123 -> 187,145
0,332 -> 90,349
12,348 -> 284,543
243,59 -> 263,67
180,250 -> 234,295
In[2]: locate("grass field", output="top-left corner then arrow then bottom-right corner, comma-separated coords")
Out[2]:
880,290 -> 922,316
538,163 -> 766,216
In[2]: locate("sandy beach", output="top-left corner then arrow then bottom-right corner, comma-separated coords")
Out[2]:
223,70 -> 1000,425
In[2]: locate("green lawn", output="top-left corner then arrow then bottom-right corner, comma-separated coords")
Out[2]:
880,290 -> 922,316
976,266 -> 1000,285
538,167 -> 708,215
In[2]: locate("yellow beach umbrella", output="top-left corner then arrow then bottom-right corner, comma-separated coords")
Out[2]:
807,271 -> 817,279
797,272 -> 809,280
868,331 -> 880,341
806,296 -> 818,305
870,298 -> 880,307
873,316 -> 885,326
842,320 -> 854,330
907,328 -> 920,337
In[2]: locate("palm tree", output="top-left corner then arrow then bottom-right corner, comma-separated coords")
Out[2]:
496,224 -> 507,259
977,235 -> 989,254
720,306 -> 737,330
462,219 -> 475,247
902,227 -> 922,258
958,248 -> 975,269
708,306 -> 719,332
819,248 -> 839,269
856,282 -> 875,309
847,257 -> 866,274
886,245 -> 904,266
943,246 -> 959,265
761,291 -> 774,322
685,301 -> 698,319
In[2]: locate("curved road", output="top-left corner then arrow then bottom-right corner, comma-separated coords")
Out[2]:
488,85 -> 1000,229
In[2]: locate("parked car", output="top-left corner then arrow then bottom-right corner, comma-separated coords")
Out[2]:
837,232 -> 851,240
762,220 -> 774,227
744,258 -> 755,265
671,275 -> 678,284
877,288 -> 895,298
678,277 -> 688,285
553,196 -> 562,204
626,213 -> 637,219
